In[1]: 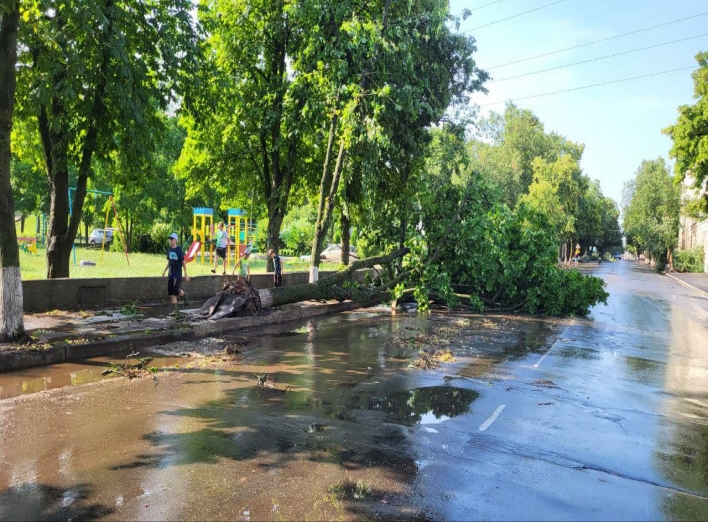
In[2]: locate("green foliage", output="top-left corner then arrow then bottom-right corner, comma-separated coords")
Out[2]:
14,0 -> 202,276
673,246 -> 705,273
120,301 -> 140,317
469,104 -> 584,207
622,158 -> 680,262
664,52 -> 708,203
280,204 -> 317,255
405,129 -> 608,317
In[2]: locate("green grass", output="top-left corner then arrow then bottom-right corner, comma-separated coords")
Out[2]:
18,246 -> 338,280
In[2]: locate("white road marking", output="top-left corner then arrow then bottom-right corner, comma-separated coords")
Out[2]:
534,319 -> 575,368
479,404 -> 506,432
533,339 -> 561,368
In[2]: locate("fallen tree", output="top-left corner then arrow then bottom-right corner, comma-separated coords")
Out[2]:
201,247 -> 410,319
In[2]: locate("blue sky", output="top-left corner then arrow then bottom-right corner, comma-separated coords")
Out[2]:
451,0 -> 707,204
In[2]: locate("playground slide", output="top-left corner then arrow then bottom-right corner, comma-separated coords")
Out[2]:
184,241 -> 201,263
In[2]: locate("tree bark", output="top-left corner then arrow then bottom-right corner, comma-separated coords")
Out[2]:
309,115 -> 342,282
340,202 -> 351,266
0,0 -> 25,341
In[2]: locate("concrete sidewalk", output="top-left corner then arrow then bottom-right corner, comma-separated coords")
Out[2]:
0,299 -> 367,373
665,271 -> 708,298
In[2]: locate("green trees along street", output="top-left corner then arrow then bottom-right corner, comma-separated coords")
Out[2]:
1,0 -> 629,321
13,0 -> 201,278
664,52 -> 708,213
622,158 -> 681,270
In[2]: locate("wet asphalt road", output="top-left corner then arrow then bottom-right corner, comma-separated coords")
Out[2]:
1,260 -> 708,520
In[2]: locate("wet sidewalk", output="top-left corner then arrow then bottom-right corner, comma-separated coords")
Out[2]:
666,271 -> 708,297
0,299 -> 366,372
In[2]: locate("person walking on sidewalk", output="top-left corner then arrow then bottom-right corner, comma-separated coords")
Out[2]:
212,221 -> 229,275
269,249 -> 283,287
162,233 -> 190,316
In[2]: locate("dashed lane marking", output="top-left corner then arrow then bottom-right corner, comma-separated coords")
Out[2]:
534,319 -> 576,368
479,404 -> 506,432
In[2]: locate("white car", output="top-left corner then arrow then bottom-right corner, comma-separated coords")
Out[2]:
299,244 -> 358,264
88,228 -> 114,246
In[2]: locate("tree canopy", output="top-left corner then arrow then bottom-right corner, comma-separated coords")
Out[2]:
664,52 -> 708,207
622,157 -> 680,269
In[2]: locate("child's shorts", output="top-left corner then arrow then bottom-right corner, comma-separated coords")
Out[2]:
168,276 -> 182,296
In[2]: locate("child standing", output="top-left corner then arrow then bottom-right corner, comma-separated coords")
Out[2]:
232,249 -> 251,281
162,233 -> 190,316
268,249 -> 282,287
212,221 -> 229,275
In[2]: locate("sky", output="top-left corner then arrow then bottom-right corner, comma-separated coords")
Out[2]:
450,0 -> 707,205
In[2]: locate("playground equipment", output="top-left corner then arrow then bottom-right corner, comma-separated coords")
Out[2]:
227,208 -> 254,266
16,213 -> 46,254
36,213 -> 48,246
17,236 -> 38,254
191,207 -> 214,264
99,195 -> 130,267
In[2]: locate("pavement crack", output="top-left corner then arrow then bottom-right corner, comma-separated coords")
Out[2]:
459,434 -> 708,501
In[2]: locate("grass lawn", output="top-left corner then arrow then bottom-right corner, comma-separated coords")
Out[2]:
19,246 -> 331,280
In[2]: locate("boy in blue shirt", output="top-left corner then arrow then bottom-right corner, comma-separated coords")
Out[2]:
162,233 -> 190,316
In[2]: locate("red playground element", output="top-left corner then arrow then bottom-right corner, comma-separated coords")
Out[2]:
184,241 -> 201,263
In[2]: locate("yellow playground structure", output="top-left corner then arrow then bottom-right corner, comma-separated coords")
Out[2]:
192,207 -> 214,264
227,208 -> 252,267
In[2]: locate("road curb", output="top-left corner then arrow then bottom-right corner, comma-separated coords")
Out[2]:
664,272 -> 708,299
0,300 -> 366,373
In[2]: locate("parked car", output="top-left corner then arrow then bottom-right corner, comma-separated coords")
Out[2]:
613,252 -> 622,260
299,244 -> 359,264
88,228 -> 114,247
320,244 -> 358,263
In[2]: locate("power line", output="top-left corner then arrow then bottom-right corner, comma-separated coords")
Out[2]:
489,33 -> 708,83
469,0 -> 504,11
479,65 -> 694,107
488,12 -> 708,69
468,0 -> 566,31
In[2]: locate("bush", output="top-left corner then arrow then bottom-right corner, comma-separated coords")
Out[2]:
674,246 -> 705,273
151,223 -> 173,251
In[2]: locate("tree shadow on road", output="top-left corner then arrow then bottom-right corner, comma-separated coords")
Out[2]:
0,482 -> 113,521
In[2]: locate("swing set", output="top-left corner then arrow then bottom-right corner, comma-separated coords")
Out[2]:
69,187 -> 130,268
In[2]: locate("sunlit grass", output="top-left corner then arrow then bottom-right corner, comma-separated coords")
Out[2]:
19,247 -> 338,280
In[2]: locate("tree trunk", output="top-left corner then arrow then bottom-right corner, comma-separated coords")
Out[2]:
310,116 -> 344,282
309,0 -> 392,283
266,207 -> 285,273
0,1 -> 25,341
340,202 -> 351,266
259,247 -> 409,308
41,0 -> 114,278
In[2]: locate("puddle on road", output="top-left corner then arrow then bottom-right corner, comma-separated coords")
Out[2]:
0,355 -> 186,400
368,386 -> 479,426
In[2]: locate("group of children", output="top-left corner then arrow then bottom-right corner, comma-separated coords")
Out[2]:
163,222 -> 283,317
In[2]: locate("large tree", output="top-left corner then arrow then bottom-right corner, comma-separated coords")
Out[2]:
622,158 -> 681,269
298,0 -> 486,281
664,52 -> 708,205
178,0 -> 312,272
469,103 -> 584,208
0,0 -> 24,340
14,0 -> 200,278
